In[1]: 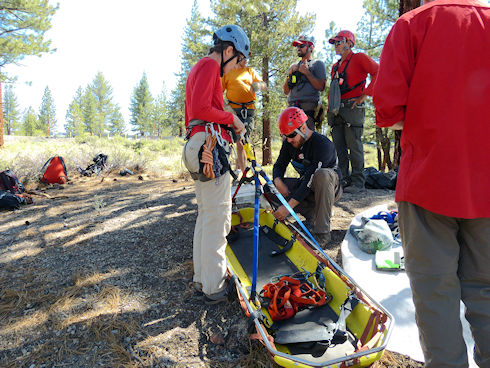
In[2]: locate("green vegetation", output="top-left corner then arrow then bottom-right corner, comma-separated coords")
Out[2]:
0,0 -> 58,68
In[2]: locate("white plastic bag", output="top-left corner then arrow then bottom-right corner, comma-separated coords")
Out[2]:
349,217 -> 394,254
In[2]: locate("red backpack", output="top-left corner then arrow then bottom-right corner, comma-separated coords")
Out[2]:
41,156 -> 68,184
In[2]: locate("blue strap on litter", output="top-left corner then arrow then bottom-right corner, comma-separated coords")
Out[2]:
250,172 -> 261,299
370,210 -> 398,224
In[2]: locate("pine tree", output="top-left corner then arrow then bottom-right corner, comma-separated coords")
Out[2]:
0,1 -> 58,67
108,104 -> 125,136
153,83 -> 169,138
82,87 -> 97,135
39,86 -> 56,136
21,106 -> 40,136
356,0 -> 398,59
65,87 -> 85,137
209,0 -> 315,164
0,0 -> 58,145
129,73 -> 154,137
3,84 -> 20,135
169,0 -> 208,137
89,72 -> 114,137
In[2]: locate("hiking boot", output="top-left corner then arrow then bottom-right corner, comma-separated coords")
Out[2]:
202,279 -> 235,305
192,282 -> 203,296
341,177 -> 352,188
313,232 -> 331,247
203,293 -> 228,305
343,185 -> 365,194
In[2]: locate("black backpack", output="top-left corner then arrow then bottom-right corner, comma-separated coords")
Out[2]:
78,153 -> 108,177
0,170 -> 25,194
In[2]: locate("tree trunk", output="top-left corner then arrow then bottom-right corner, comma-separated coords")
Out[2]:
399,0 -> 422,14
391,0 -> 421,168
0,77 -> 3,148
261,56 -> 272,165
376,127 -> 392,171
260,14 -> 272,166
393,130 -> 402,168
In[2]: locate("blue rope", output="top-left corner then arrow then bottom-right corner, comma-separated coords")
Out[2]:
251,170 -> 261,299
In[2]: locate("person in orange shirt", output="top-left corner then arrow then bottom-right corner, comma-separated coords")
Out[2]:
222,58 -> 266,173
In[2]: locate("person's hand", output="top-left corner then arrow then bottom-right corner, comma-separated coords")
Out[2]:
273,205 -> 289,221
389,120 -> 404,130
289,64 -> 299,75
352,94 -> 367,108
232,115 -> 245,135
298,61 -> 310,75
251,81 -> 266,92
223,102 -> 235,114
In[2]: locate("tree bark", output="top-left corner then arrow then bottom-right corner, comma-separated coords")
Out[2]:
376,127 -> 392,171
261,55 -> 272,165
399,0 -> 422,14
393,130 -> 402,168
0,76 -> 3,147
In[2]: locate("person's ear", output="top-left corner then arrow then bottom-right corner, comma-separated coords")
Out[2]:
224,45 -> 235,57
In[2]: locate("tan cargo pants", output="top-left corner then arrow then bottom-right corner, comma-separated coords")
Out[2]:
183,132 -> 231,297
280,168 -> 341,234
398,202 -> 490,368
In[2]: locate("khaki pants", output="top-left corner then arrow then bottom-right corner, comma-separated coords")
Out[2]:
183,132 -> 231,297
398,202 -> 490,368
276,168 -> 341,234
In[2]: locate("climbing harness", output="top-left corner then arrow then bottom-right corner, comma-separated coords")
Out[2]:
227,98 -> 255,121
260,275 -> 330,321
185,121 -> 233,182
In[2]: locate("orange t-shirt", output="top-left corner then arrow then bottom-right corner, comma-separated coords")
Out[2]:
222,67 -> 262,109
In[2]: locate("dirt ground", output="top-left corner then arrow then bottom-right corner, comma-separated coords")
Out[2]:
0,173 -> 423,367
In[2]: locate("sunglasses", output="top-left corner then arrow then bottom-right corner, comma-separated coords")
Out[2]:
283,125 -> 304,139
334,39 -> 345,46
296,44 -> 307,49
235,52 -> 246,64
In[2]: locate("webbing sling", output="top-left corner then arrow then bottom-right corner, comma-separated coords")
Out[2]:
227,99 -> 254,108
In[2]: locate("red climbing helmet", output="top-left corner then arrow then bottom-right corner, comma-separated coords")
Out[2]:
329,30 -> 355,47
278,107 -> 308,136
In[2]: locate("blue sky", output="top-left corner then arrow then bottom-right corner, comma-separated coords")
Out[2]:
3,0 -> 364,133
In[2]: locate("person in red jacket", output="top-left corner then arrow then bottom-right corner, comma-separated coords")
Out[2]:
182,24 -> 247,305
373,1 -> 490,367
327,30 -> 378,193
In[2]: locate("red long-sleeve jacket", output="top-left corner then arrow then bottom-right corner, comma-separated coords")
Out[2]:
374,0 -> 490,218
185,57 -> 234,143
